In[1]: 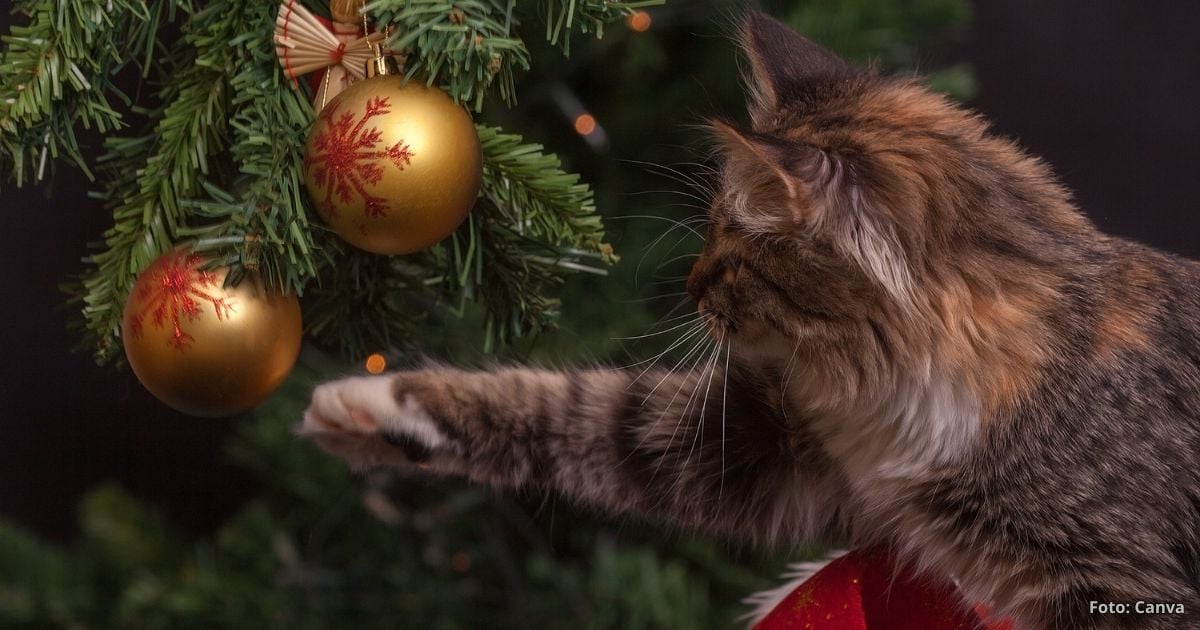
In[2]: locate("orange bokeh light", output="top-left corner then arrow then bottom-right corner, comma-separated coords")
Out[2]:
365,353 -> 387,374
574,113 -> 597,136
626,11 -> 651,32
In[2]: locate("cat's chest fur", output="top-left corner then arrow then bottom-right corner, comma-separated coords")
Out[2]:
773,358 -> 984,480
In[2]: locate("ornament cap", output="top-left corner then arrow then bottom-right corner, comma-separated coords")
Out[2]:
365,44 -> 400,78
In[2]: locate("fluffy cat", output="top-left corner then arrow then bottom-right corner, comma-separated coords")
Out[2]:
300,11 -> 1200,629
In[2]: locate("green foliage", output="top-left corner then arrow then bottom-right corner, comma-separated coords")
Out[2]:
298,126 -> 618,359
187,0 -> 325,292
77,0 -> 245,360
301,251 -> 430,362
368,0 -> 662,110
3,0 -> 661,362
476,125 -> 606,253
0,520 -> 93,626
0,0 -> 184,186
435,125 -> 612,351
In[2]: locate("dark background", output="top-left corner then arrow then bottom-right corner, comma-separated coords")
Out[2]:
2,0 -> 1198,540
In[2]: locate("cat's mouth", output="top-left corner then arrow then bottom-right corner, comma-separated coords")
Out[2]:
699,301 -> 748,340
699,299 -> 783,349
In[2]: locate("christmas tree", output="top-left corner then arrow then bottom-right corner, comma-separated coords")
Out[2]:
0,0 -> 972,626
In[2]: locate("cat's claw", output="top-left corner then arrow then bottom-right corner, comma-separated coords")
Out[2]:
298,375 -> 455,471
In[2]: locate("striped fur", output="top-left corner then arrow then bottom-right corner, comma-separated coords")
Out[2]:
302,11 -> 1200,628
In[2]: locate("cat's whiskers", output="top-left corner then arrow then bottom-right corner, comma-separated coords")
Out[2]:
779,341 -> 803,421
641,335 -> 719,484
656,252 -> 702,269
607,213 -> 706,239
640,311 -> 717,423
637,321 -> 715,401
648,297 -> 700,328
649,310 -> 701,326
645,280 -> 690,291
662,226 -> 705,273
614,318 -> 708,374
625,215 -> 707,285
718,339 -> 732,504
654,333 -> 722,487
626,188 -> 715,210
614,329 -> 717,472
612,314 -> 703,342
675,331 -> 726,495
652,296 -> 698,332
620,159 -> 719,200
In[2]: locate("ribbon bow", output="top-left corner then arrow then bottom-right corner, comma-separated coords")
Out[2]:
274,0 -> 387,109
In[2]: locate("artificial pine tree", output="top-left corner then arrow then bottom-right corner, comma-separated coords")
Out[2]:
0,0 -> 973,627
1,0 -> 643,377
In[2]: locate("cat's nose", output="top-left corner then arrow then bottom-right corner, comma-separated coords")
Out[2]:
687,255 -> 739,302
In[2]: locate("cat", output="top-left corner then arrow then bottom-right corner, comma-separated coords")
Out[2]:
299,11 -> 1200,629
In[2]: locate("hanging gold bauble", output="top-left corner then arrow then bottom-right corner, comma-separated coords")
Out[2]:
303,70 -> 483,255
120,249 -> 304,417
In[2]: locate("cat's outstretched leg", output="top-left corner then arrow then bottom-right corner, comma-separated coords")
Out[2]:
299,366 -> 847,542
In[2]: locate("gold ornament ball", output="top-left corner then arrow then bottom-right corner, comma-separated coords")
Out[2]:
303,75 -> 483,255
120,249 -> 304,417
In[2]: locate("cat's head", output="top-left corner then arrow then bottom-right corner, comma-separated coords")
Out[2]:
689,11 -> 1077,397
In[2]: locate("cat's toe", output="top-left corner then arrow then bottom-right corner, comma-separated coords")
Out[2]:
299,389 -> 348,435
301,376 -> 392,435
299,373 -> 457,466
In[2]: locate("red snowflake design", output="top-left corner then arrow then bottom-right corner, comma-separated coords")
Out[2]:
128,251 -> 234,351
305,96 -> 415,219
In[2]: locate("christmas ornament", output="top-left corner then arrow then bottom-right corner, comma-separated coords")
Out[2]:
121,249 -> 303,417
274,0 -> 388,109
303,49 -> 483,255
754,547 -> 1013,630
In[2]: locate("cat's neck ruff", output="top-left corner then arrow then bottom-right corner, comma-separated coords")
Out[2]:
783,355 -> 982,480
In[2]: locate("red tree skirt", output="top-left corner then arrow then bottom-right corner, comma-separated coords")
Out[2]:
754,547 -> 1013,630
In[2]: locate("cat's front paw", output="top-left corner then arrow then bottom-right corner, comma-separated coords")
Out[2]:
298,374 -> 461,473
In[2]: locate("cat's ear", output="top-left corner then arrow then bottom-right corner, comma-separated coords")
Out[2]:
739,11 -> 857,127
709,119 -> 833,227
711,120 -> 914,306
709,120 -> 801,205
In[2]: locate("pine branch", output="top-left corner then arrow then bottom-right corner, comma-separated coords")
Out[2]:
366,0 -> 662,109
541,0 -> 664,55
476,125 -> 609,255
76,1 -> 247,362
0,0 -> 192,186
10,0 -> 647,361
304,128 -> 615,356
303,252 -> 432,359
366,0 -> 528,109
0,0 -> 137,185
183,0 -> 327,295
425,126 -> 612,351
